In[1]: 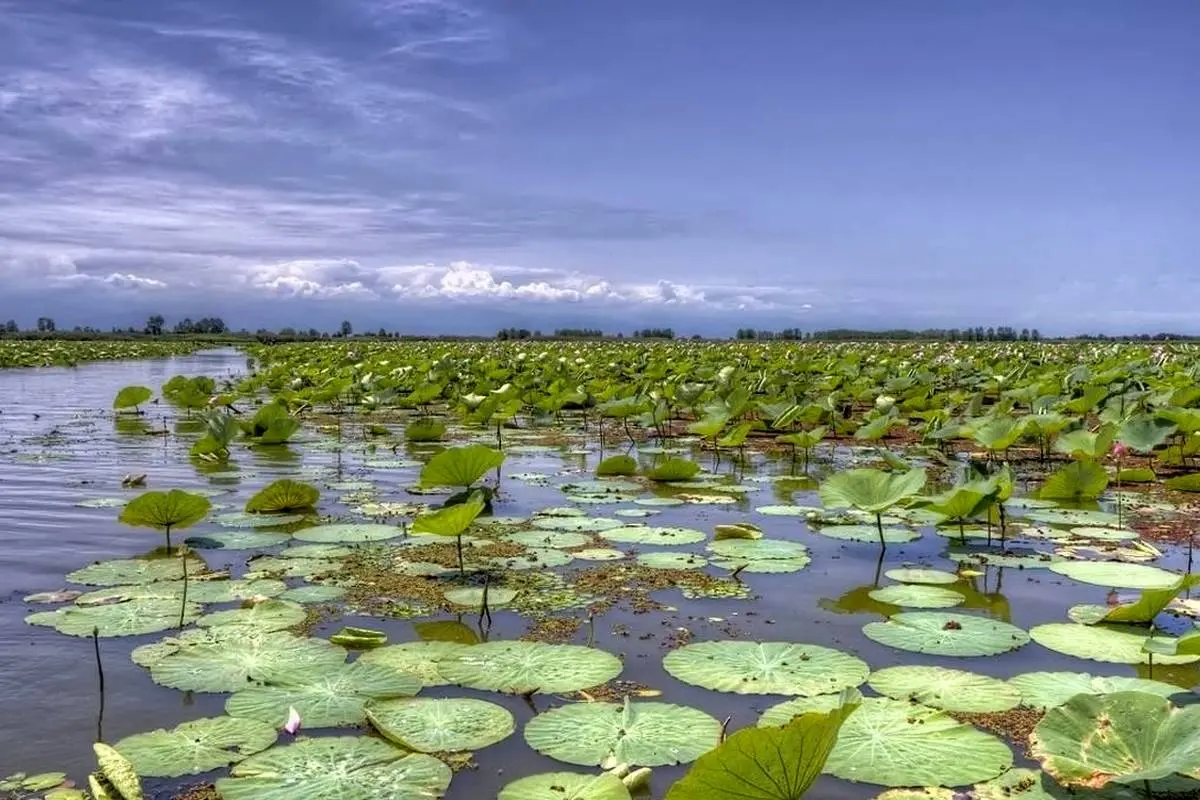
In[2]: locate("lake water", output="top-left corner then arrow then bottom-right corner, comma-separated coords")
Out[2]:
0,350 -> 1196,799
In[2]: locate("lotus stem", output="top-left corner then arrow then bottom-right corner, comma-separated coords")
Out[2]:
480,574 -> 492,627
93,626 -> 105,742
455,534 -> 465,577
875,512 -> 887,550
179,548 -> 189,629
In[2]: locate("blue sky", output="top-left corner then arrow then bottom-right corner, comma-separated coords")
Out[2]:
2,0 -> 1198,334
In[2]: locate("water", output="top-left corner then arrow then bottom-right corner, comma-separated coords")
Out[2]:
0,351 -> 1196,798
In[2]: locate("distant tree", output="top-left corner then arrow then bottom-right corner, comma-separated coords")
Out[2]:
36,317 -> 56,332
145,314 -> 165,335
340,320 -> 353,337
1031,329 -> 1042,341
174,318 -> 194,334
2,320 -> 17,334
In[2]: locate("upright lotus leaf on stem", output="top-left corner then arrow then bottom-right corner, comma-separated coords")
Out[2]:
819,467 -> 927,548
664,689 -> 861,799
245,479 -> 320,514
405,417 -> 447,443
596,454 -> 638,477
1143,629 -> 1200,658
420,445 -> 505,490
412,490 -> 485,575
189,410 -> 240,460
119,490 -> 211,549
113,386 -> 153,414
1037,461 -> 1108,501
1117,414 -> 1177,454
644,458 -> 701,482
778,426 -> 827,471
914,479 -> 998,543
1069,575 -> 1200,625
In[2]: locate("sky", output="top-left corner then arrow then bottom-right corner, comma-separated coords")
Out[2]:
2,0 -> 1198,335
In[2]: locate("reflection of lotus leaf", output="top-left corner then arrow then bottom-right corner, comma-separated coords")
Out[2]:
367,697 -> 514,752
868,585 -> 965,608
524,699 -> 721,767
863,612 -> 1030,657
439,641 -> 621,694
294,523 -> 402,543
26,598 -> 202,637
498,772 -> 631,800
1048,561 -> 1180,590
226,660 -> 420,728
1031,692 -> 1200,788
358,642 -> 471,686
216,737 -> 452,800
637,552 -> 708,570
868,666 -> 1021,713
664,641 -> 868,696
114,716 -> 276,777
1029,624 -> 1200,665
197,599 -> 307,632
149,631 -> 347,693
1008,671 -> 1185,710
883,568 -> 959,585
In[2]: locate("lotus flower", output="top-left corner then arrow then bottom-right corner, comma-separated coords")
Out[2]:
1112,442 -> 1127,459
284,706 -> 301,735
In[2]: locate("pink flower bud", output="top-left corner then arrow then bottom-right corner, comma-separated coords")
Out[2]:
283,706 -> 301,735
1111,442 -> 1127,458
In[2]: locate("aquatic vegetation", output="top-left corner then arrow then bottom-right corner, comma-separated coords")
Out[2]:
245,479 -> 320,514
819,468 -> 926,547
118,489 -> 211,548
663,641 -> 868,696
367,697 -> 515,752
112,385 -> 152,412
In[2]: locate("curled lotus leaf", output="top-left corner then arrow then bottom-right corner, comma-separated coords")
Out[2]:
1029,623 -> 1200,665
93,743 -> 142,800
867,666 -> 1021,713
867,585 -> 965,609
524,698 -> 721,767
114,716 -> 277,778
1030,692 -> 1200,788
498,772 -> 632,800
863,612 -> 1030,657
439,641 -> 622,694
420,444 -> 505,488
215,736 -> 452,800
713,522 -> 763,540
26,598 -> 202,637
226,660 -> 421,728
1007,671 -> 1186,710
663,641 -> 868,696
367,697 -> 515,752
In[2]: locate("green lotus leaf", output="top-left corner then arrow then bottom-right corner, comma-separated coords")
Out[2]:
1068,575 -> 1200,624
765,697 -> 1012,787
645,458 -> 702,482
596,455 -> 638,477
663,641 -> 868,696
76,577 -> 286,606
573,548 -> 628,561
367,697 -> 514,752
664,689 -> 860,799
524,698 -> 721,767
947,547 -> 1061,570
26,598 -> 202,637
863,612 -> 1030,657
713,522 -> 763,540
1008,671 -> 1186,710
421,444 -> 505,488
1143,629 -> 1200,658
1029,623 -> 1200,665
329,626 -> 388,649
867,585 -> 965,608
505,530 -> 591,548
183,530 -> 292,550
1164,473 -> 1200,492
443,587 -> 518,607
278,585 -> 346,603
227,660 -> 421,729
819,468 -> 927,514
215,736 -> 452,800
1030,692 -> 1200,787
149,631 -> 348,693
1037,462 -> 1108,501
119,490 -> 211,531
113,385 -> 153,410
867,666 -> 1021,713
216,511 -> 307,528
883,568 -> 960,585
412,492 -> 485,537
197,599 -> 307,632
498,772 -> 632,800
294,523 -> 402,543
705,538 -> 811,573
1066,526 -> 1140,541
1048,560 -> 1181,590
562,480 -> 642,496
405,418 -> 447,442
114,716 -> 276,778
599,525 -> 707,545
816,525 -> 921,544
93,743 -> 142,800
246,479 -> 320,514
532,516 -> 622,533
1116,415 -> 1178,453
967,769 -> 1059,800
636,552 -> 709,570
357,642 -> 471,686
438,641 -> 622,694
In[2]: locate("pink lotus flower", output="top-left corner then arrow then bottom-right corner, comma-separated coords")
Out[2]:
1112,442 -> 1127,458
283,706 -> 301,735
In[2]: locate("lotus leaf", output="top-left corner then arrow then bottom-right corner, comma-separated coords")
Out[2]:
412,492 -> 485,538
246,479 -> 320,514
636,552 -> 708,570
114,716 -> 277,778
574,547 -> 627,561
644,458 -> 702,481
1164,473 -> 1200,492
113,385 -> 153,410
278,585 -> 346,603
439,641 -> 621,693
863,612 -> 1030,657
713,522 -> 763,540
1037,462 -> 1108,501
358,642 -> 471,686
215,511 -> 306,528
197,599 -> 307,632
600,525 -> 707,545
368,697 -> 514,752
1067,575 -> 1200,624
443,587 -> 517,607
947,547 -> 1061,569
867,585 -> 965,608
883,568 -> 959,585
532,516 -> 622,533
664,689 -> 860,799
524,698 -> 721,767
294,523 -> 402,543
215,736 -> 452,800
329,626 -> 387,649
1029,623 -> 1200,665
183,530 -> 292,550
76,577 -> 286,606
596,455 -> 638,476
1143,629 -> 1200,657
498,772 -> 632,800
1030,692 -> 1200,787
819,468 -> 927,514
1049,560 -> 1180,589
149,631 -> 348,693
93,743 -> 141,800
867,666 -> 1020,713
506,530 -> 591,548
663,641 -> 869,696
421,444 -> 505,487
817,525 -> 921,544
1008,671 -> 1185,710
26,598 -> 202,637
705,539 -> 811,573
119,490 -> 211,532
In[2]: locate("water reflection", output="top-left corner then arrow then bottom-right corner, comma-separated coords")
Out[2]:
820,558 -> 1013,622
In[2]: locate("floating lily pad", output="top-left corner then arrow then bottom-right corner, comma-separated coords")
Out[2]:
615,508 -> 657,518
486,548 -> 574,570
227,659 -> 420,729
76,497 -> 128,508
76,577 -> 287,606
884,568 -> 960,585
636,552 -> 709,570
634,497 -> 685,507
443,587 -> 518,607
868,585 -> 965,609
294,523 -> 403,543
506,531 -> 591,549
1007,671 -> 1187,710
1028,624 -> 1199,665
27,598 -> 202,637
663,641 -> 869,696
183,531 -> 291,550
817,525 -> 921,544
563,480 -> 641,496
368,697 -> 514,752
705,539 -> 811,573
114,716 -> 277,778
573,548 -> 627,561
215,737 -> 452,800
150,632 -> 348,693
755,505 -> 814,517
278,543 -> 356,559
863,613 -> 1030,657
439,641 -> 622,694
66,555 -> 208,586
758,694 -> 849,727
357,642 -> 471,686
1048,561 -> 1180,590
1068,527 -> 1140,542
498,772 -> 632,800
215,512 -> 306,528
524,699 -> 721,767
946,547 -> 1061,570
278,585 -> 346,604
531,516 -> 622,533
868,666 -> 1021,713
197,600 -> 307,632
600,526 -> 707,545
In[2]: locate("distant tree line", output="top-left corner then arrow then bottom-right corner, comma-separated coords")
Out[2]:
632,328 -> 675,339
